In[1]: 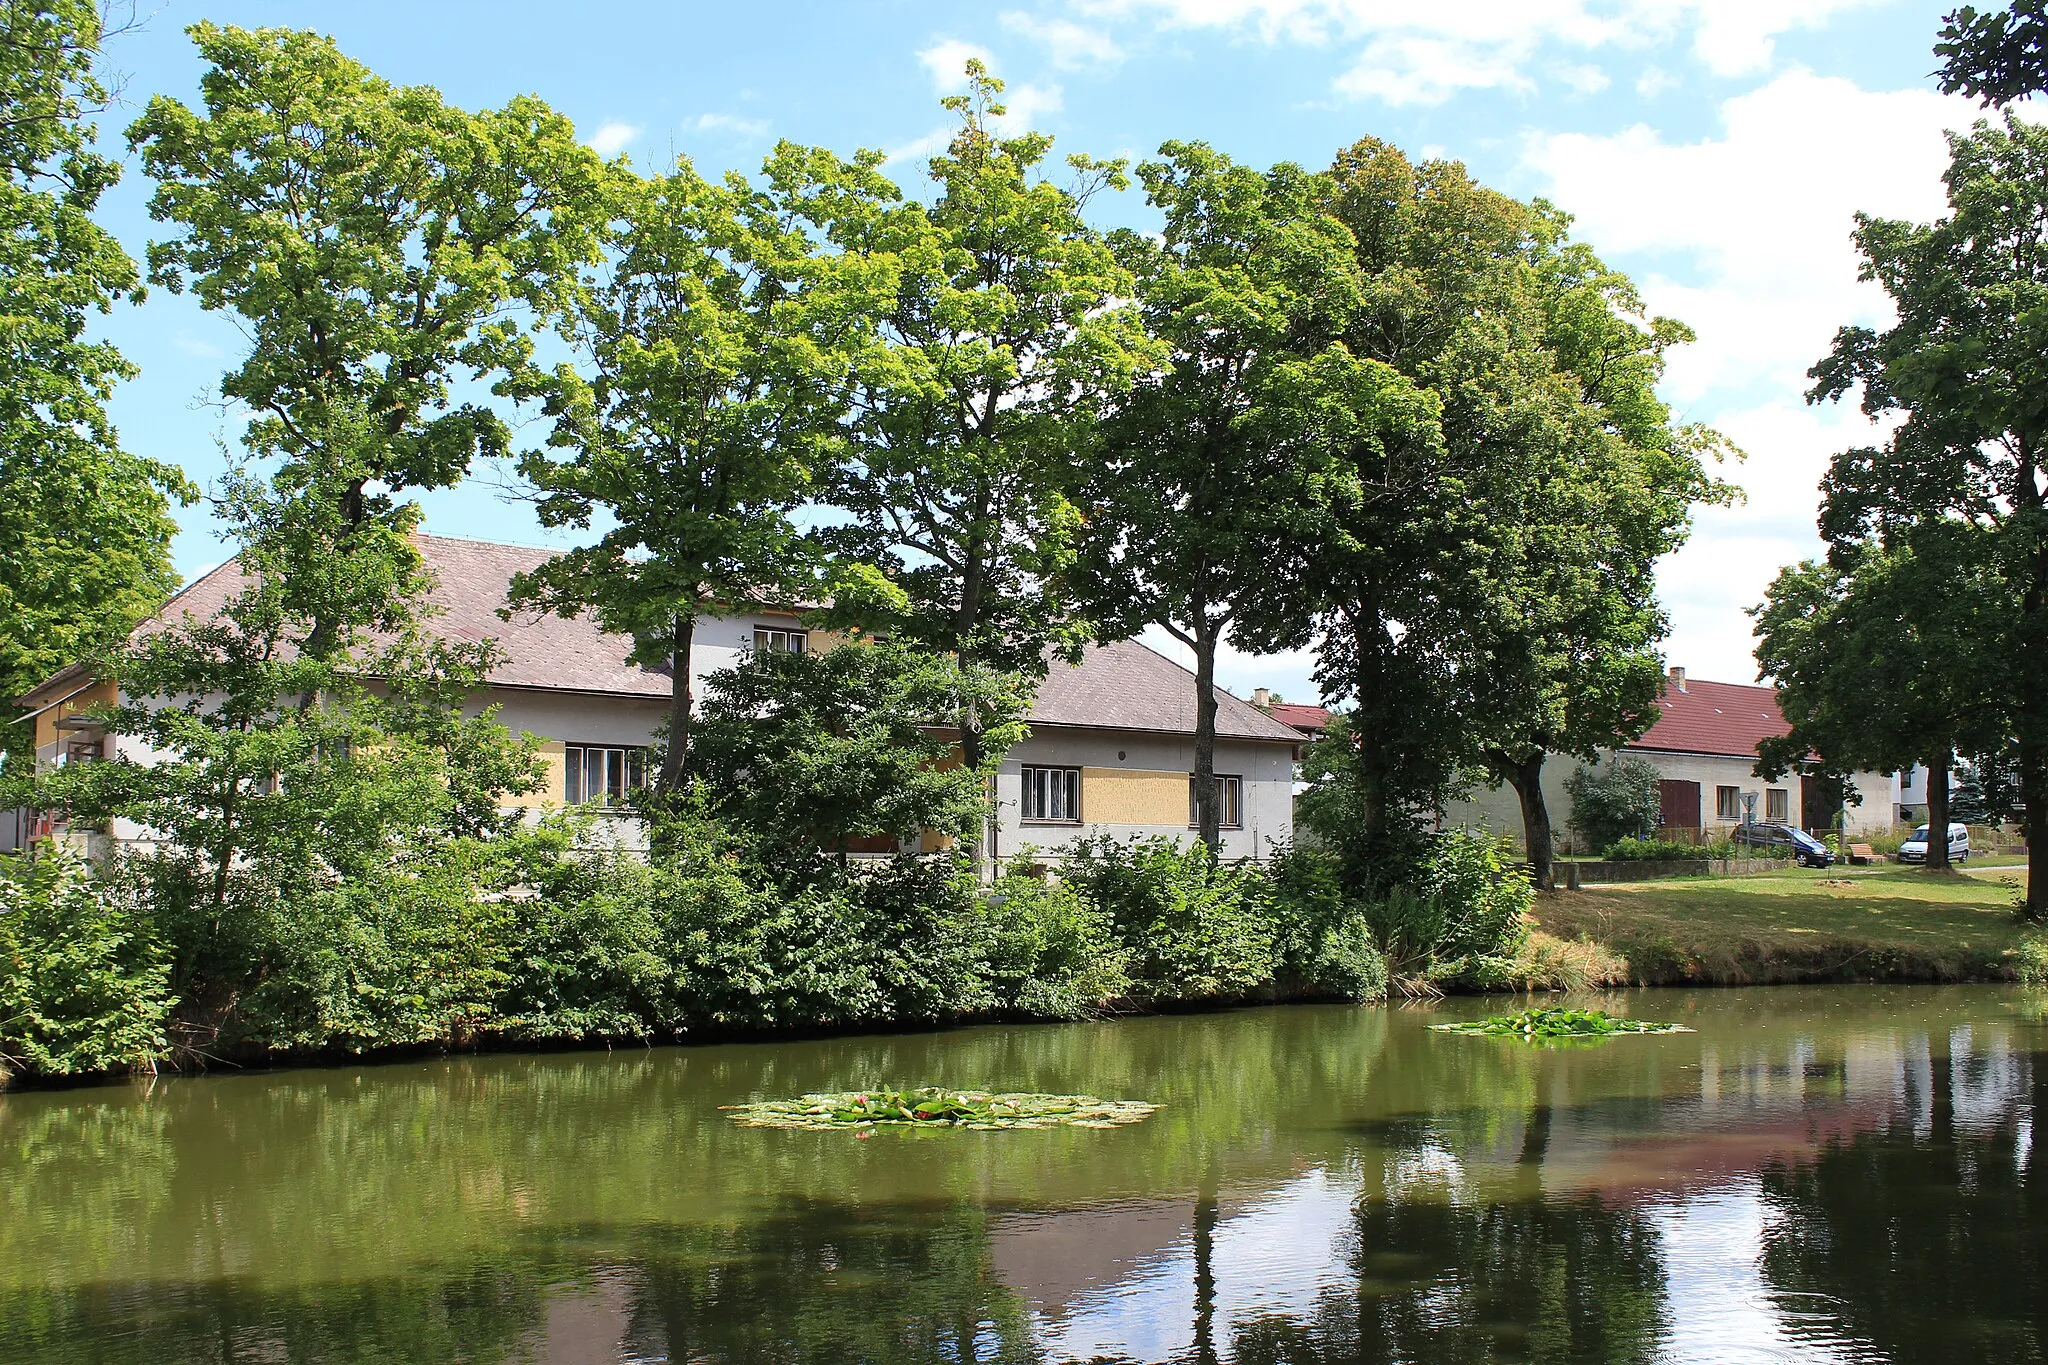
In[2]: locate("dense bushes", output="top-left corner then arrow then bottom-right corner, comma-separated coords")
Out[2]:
1564,756 -> 1665,849
1602,837 -> 1736,862
0,820 -> 1536,1082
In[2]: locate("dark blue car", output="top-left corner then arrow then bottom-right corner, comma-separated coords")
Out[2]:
1730,822 -> 1835,867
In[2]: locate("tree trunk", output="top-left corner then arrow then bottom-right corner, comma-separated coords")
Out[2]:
1193,618 -> 1221,854
1350,609 -> 1397,873
1507,752 -> 1554,891
656,613 -> 696,796
1924,750 -> 1952,872
2018,734 -> 2048,921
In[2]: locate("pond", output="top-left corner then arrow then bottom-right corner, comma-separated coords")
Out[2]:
3,985 -> 2044,1363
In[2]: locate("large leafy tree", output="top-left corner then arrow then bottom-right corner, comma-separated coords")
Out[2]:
508,151 -> 894,797
1075,142 -> 1360,851
0,1 -> 191,751
128,22 -> 610,652
1807,114 -> 2048,914
823,64 -> 1154,783
1937,1 -> 2048,103
1755,531 -> 2010,873
1465,225 -> 1731,889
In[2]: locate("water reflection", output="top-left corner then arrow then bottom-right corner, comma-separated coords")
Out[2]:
0,987 -> 2042,1363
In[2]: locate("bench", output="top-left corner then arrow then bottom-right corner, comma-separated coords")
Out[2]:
1847,843 -> 1875,865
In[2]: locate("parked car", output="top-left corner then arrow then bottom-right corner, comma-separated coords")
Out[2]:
1729,822 -> 1835,867
1898,822 -> 1970,864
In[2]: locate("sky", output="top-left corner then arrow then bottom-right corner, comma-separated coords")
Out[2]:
81,0 -> 2022,705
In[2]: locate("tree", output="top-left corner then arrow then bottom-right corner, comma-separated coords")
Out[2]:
1754,532 -> 2008,872
128,22 -> 610,652
1937,2 -> 2048,103
1562,755 -> 1664,852
821,64 -> 1154,795
1465,221 -> 1731,890
0,1 -> 191,752
1074,142 -> 1360,850
1806,114 -> 2048,914
508,151 -> 892,798
688,642 -> 1028,865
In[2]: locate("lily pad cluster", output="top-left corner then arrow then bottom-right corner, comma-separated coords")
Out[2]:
720,1087 -> 1160,1131
1431,1006 -> 1691,1040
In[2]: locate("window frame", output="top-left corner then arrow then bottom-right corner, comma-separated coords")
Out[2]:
1188,773 -> 1245,831
564,743 -> 649,806
752,625 -> 809,655
1020,765 -> 1082,824
1716,785 -> 1742,821
1765,786 -> 1790,823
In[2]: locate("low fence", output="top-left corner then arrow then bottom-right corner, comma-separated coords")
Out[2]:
1562,856 -> 1795,886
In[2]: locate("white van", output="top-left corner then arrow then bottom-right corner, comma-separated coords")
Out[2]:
1898,822 -> 1970,864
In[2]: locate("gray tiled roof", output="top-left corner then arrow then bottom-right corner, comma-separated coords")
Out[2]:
130,535 -> 1301,741
1030,640 -> 1303,744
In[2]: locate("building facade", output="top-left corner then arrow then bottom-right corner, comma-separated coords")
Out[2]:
9,535 -> 1301,863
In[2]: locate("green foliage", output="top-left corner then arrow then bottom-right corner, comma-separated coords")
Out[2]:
721,1088 -> 1158,1131
1564,756 -> 1665,850
1603,837 -> 1735,862
1364,830 -> 1532,989
980,868 -> 1131,1018
1936,1 -> 2048,103
1264,843 -> 1390,1001
0,844 -> 172,1081
0,1 -> 193,750
1059,835 -> 1279,1000
2015,930 -> 2048,984
1430,1005 -> 1688,1040
688,643 -> 1028,862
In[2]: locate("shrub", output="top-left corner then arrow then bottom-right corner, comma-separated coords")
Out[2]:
980,868 -> 1131,1018
1265,843 -> 1389,1001
1366,831 -> 1531,991
1060,836 -> 1279,1001
0,845 -> 173,1082
1564,756 -> 1664,850
1602,837 -> 1734,862
2016,930 -> 2048,986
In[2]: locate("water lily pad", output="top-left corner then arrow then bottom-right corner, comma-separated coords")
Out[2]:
1431,1006 -> 1691,1041
721,1087 -> 1159,1131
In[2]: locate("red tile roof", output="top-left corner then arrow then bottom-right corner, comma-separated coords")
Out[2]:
1627,678 -> 1789,759
1267,703 -> 1333,734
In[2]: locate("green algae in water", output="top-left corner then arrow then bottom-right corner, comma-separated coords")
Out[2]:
1431,1005 -> 1691,1042
721,1087 -> 1159,1131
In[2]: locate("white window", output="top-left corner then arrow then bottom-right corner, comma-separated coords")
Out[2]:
1716,785 -> 1742,821
1766,787 -> 1790,823
1021,766 -> 1081,823
753,626 -> 808,654
565,744 -> 647,805
1189,774 -> 1244,830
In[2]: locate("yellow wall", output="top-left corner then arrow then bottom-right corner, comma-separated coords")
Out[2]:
1079,766 -> 1188,827
510,738 -> 568,809
32,678 -> 117,754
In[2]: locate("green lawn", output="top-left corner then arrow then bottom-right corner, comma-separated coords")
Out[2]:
1535,863 -> 2033,984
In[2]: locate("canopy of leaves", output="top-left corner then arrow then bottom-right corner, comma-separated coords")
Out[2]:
1937,2 -> 2048,103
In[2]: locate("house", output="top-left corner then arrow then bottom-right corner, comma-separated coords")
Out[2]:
8,534 -> 1301,864
1440,666 -> 1896,850
1249,688 -> 1333,741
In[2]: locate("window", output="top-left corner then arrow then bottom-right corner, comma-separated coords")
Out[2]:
1188,774 -> 1245,830
565,744 -> 648,805
63,739 -> 102,766
1021,766 -> 1081,823
1766,787 -> 1790,823
753,626 -> 808,654
1716,785 -> 1742,821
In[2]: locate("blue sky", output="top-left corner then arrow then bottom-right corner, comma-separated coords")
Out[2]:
86,0 -> 2006,703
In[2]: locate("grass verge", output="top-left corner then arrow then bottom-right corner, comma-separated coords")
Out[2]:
1533,864 -> 2032,985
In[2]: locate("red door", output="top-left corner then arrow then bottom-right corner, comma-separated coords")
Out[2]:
1658,780 -> 1701,833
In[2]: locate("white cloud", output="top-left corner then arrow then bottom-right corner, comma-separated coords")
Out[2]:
918,38 -> 997,91
1636,64 -> 1676,96
996,80 -> 1066,129
1002,10 -> 1125,67
585,121 -> 640,157
1065,0 -> 1890,104
693,112 -> 770,138
1556,61 -> 1611,94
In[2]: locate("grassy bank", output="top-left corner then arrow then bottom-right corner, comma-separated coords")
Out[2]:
1534,864 -> 2033,985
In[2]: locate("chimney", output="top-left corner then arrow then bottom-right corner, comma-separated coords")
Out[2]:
1668,666 -> 1687,693
1252,687 -> 1271,708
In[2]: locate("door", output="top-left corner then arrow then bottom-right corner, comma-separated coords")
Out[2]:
1658,779 -> 1701,833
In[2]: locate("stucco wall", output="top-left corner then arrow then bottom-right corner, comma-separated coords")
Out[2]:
992,727 -> 1294,864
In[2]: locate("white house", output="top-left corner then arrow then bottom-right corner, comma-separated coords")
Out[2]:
10,534 -> 1302,865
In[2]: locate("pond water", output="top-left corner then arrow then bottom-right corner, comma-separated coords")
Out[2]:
3,985 -> 2044,1364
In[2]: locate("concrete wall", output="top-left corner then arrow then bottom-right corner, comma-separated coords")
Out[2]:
991,727 -> 1295,865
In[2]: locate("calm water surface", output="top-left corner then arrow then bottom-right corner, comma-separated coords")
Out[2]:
3,985 -> 2044,1364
